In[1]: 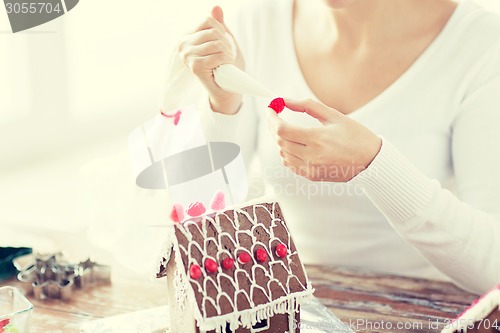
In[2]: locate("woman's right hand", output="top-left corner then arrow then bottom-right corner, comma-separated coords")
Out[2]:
178,6 -> 244,115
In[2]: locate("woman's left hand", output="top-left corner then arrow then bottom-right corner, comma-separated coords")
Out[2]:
268,98 -> 382,182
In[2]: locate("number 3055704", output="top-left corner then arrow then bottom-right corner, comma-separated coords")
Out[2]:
5,2 -> 62,14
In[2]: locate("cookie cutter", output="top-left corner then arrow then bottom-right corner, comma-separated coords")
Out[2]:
15,252 -> 111,301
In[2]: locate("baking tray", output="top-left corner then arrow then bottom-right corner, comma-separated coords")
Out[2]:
80,296 -> 353,333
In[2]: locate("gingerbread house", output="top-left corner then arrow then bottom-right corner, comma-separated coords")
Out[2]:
157,202 -> 313,333
442,285 -> 500,333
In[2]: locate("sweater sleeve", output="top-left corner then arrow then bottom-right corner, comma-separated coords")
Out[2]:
198,94 -> 259,168
350,72 -> 500,295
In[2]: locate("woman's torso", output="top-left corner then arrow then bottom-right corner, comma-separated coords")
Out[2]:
230,0 -> 498,279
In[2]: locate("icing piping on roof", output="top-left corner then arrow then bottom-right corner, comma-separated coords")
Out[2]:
167,202 -> 314,332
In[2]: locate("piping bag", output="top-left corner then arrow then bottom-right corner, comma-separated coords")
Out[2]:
128,34 -> 279,224
213,34 -> 285,113
213,33 -> 276,98
213,63 -> 275,98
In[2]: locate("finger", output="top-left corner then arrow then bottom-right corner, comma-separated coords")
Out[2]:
194,16 -> 226,34
186,53 -> 234,74
284,98 -> 343,124
211,6 -> 238,59
278,138 -> 307,158
182,40 -> 232,59
280,150 -> 309,174
281,149 -> 305,164
267,109 -> 310,145
285,161 -> 310,179
211,6 -> 224,25
180,29 -> 227,49
211,6 -> 236,37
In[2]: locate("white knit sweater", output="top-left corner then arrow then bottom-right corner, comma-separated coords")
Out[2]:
200,0 -> 500,294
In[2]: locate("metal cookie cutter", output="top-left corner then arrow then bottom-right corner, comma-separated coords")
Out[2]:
15,253 -> 111,301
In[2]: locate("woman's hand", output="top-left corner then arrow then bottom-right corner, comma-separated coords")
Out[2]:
268,99 -> 382,182
178,6 -> 244,115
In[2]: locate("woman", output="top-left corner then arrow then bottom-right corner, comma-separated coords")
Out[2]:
177,0 -> 500,294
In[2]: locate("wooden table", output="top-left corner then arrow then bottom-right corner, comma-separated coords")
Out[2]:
0,265 -> 478,333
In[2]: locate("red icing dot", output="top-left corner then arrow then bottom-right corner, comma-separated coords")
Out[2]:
173,110 -> 182,125
187,202 -> 206,217
238,252 -> 251,265
160,109 -> 182,126
255,248 -> 268,263
204,258 -> 218,273
189,264 -> 202,279
275,243 -> 288,258
268,97 -> 285,114
169,203 -> 184,223
222,257 -> 234,270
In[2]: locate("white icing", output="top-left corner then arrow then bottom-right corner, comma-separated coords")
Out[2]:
175,202 -> 314,332
219,231 -> 238,248
196,292 -> 312,333
171,236 -> 206,326
173,265 -> 188,311
154,226 -> 175,278
266,278 -> 288,298
441,288 -> 500,333
287,308 -> 295,333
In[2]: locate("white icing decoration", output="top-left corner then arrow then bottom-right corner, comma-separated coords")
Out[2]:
173,265 -> 188,311
288,309 -> 294,333
266,278 -> 288,299
441,288 -> 500,333
154,226 -> 175,278
172,202 -> 314,333
219,231 -> 238,248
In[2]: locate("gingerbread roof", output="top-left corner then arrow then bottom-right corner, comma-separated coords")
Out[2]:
158,202 -> 313,330
441,285 -> 500,333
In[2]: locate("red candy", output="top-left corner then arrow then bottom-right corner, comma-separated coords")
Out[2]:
238,252 -> 251,265
169,203 -> 184,223
268,97 -> 285,114
189,264 -> 202,279
187,202 -> 206,217
275,243 -> 288,258
255,248 -> 268,263
205,258 -> 218,273
0,318 -> 10,329
210,191 -> 226,211
222,257 -> 234,270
